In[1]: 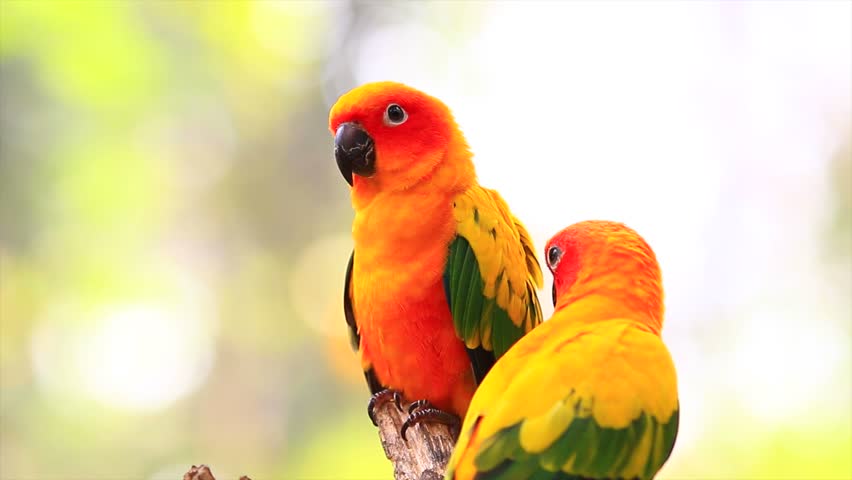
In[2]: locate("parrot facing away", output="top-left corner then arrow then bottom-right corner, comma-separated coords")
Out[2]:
328,82 -> 543,436
445,220 -> 679,480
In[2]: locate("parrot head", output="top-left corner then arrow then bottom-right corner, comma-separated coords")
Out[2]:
328,82 -> 471,192
544,221 -> 663,323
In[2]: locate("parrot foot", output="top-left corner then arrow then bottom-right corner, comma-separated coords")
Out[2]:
400,406 -> 460,442
407,399 -> 431,415
367,389 -> 403,426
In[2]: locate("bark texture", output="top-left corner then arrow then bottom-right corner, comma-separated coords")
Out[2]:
372,397 -> 458,480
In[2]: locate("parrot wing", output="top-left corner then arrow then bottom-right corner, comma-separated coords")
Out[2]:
445,186 -> 544,382
343,251 -> 382,394
453,320 -> 679,480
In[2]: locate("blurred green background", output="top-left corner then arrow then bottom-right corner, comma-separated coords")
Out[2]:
0,1 -> 849,479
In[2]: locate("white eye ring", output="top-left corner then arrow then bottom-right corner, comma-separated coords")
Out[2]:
547,246 -> 563,270
383,104 -> 408,126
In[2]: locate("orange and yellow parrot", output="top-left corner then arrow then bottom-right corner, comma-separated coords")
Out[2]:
446,220 -> 679,480
328,82 -> 543,436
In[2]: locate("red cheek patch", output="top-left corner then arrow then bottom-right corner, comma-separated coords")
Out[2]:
554,238 -> 581,295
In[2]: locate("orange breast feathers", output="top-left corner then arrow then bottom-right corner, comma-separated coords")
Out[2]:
351,187 -> 477,416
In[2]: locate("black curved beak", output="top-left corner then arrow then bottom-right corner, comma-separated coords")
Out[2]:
334,122 -> 375,186
552,284 -> 557,308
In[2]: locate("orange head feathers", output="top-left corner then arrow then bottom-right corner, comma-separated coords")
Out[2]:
328,82 -> 474,200
544,220 -> 665,334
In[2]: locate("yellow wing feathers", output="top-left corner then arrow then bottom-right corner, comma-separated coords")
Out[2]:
448,318 -> 679,480
452,186 -> 543,339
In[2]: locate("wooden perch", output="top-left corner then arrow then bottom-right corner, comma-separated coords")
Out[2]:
182,465 -> 250,480
372,398 -> 458,480
182,398 -> 457,480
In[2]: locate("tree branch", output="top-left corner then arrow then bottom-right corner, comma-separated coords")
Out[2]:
372,398 -> 458,480
182,465 -> 250,480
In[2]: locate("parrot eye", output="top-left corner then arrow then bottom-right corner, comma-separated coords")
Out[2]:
547,246 -> 563,270
384,104 -> 408,126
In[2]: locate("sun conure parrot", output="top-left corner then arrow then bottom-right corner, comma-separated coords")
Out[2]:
446,220 -> 679,480
328,81 -> 543,437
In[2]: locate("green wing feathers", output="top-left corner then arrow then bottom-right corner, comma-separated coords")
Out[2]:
446,237 -> 530,359
473,408 -> 679,480
446,187 -> 544,359
452,322 -> 680,480
343,251 -> 358,351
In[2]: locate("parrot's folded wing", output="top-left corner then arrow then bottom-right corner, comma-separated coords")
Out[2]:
343,250 -> 382,394
464,322 -> 679,480
445,186 -> 544,382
